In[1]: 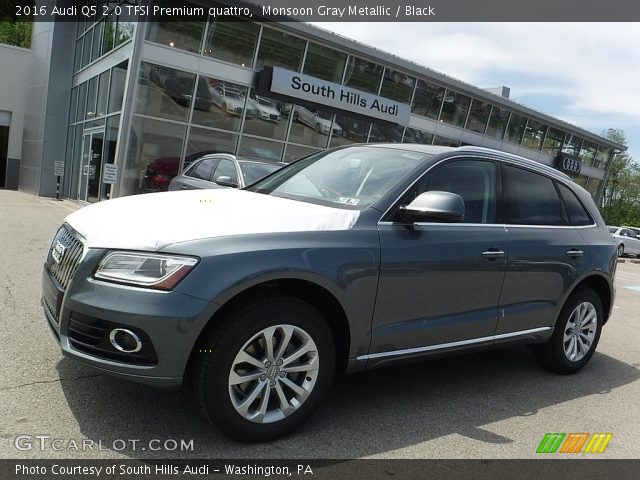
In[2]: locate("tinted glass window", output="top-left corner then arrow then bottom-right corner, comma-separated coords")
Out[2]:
213,159 -> 238,184
416,160 -> 496,224
439,90 -> 471,127
505,114 -> 527,144
411,80 -> 444,119
188,158 -> 218,180
255,27 -> 305,72
240,162 -> 280,185
204,20 -> 259,67
303,43 -> 346,84
557,183 -> 592,226
504,165 -> 562,225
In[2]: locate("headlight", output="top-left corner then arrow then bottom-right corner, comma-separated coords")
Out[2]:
94,252 -> 198,290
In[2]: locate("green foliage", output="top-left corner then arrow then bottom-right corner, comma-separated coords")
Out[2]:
600,129 -> 640,227
0,20 -> 32,48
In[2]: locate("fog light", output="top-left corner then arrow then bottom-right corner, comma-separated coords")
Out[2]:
109,328 -> 142,353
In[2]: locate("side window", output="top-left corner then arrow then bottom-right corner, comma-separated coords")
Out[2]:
213,159 -> 239,184
413,159 -> 497,223
503,165 -> 563,225
557,183 -> 593,226
187,158 -> 218,180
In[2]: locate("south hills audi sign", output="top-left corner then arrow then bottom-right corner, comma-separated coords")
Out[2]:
266,66 -> 411,125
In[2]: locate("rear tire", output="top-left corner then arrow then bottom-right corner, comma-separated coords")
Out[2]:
535,288 -> 603,374
618,244 -> 624,257
191,295 -> 335,442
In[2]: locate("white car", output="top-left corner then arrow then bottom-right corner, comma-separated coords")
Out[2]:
210,84 -> 251,117
251,96 -> 281,122
293,106 -> 343,136
608,226 -> 640,257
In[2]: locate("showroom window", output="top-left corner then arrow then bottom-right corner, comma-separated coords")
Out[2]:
283,144 -> 319,163
289,104 -> 334,149
146,1 -> 206,53
192,77 -> 248,132
439,90 -> 471,128
586,179 -> 602,198
580,140 -> 598,166
123,116 -> 186,196
134,62 -> 195,123
522,119 -> 547,151
433,135 -> 460,147
485,106 -> 510,139
255,27 -> 306,72
243,90 -> 290,141
344,56 -> 384,94
330,114 -> 370,148
185,127 -> 237,158
203,20 -> 260,67
108,61 -> 128,114
403,127 -> 433,145
542,127 -> 565,154
466,99 -> 492,134
504,113 -> 528,144
411,80 -> 444,120
379,69 -> 415,103
238,136 -> 284,162
562,134 -> 583,155
369,122 -> 404,143
96,70 -> 110,118
593,146 -> 611,169
302,43 -> 347,84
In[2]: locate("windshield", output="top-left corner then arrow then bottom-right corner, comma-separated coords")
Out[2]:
240,162 -> 281,185
248,146 -> 429,209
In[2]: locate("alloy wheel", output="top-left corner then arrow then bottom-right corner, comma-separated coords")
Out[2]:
562,301 -> 598,362
228,324 -> 319,423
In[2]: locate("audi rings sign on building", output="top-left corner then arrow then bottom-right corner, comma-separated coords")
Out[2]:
556,152 -> 583,175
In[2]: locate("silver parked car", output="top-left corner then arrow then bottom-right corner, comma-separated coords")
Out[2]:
169,154 -> 282,191
608,226 -> 640,257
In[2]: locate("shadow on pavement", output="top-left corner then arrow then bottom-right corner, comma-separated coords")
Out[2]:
56,346 -> 640,458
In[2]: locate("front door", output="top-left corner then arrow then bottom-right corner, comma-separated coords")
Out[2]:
371,158 -> 507,360
79,128 -> 104,203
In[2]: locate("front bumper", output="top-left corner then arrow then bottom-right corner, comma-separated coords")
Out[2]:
42,248 -> 218,389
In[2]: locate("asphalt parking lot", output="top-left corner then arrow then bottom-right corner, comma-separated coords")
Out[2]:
1,189 -> 639,460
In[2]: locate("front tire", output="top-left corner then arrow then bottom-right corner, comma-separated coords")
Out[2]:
536,288 -> 603,374
192,295 -> 335,442
618,244 -> 625,257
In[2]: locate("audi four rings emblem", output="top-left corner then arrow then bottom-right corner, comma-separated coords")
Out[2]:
562,157 -> 581,174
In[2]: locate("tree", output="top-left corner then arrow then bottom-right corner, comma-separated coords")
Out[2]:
0,21 -> 32,48
599,129 -> 640,226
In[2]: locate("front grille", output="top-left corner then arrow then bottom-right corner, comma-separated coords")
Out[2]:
269,114 -> 278,120
47,226 -> 84,290
68,312 -> 158,365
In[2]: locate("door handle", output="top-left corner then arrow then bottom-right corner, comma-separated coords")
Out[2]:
482,249 -> 505,259
180,185 -> 188,189
566,249 -> 584,258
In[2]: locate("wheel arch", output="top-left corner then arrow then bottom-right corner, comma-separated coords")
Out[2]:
565,273 -> 613,324
187,278 -> 352,377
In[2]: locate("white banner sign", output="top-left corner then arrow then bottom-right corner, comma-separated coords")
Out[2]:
270,66 -> 411,125
102,163 -> 118,184
53,161 -> 65,176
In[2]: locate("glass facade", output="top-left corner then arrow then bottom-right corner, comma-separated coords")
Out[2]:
61,16 -> 617,204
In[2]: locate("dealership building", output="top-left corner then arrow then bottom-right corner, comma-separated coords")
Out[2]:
0,0 -> 627,203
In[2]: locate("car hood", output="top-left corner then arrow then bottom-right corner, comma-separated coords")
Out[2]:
257,105 -> 280,116
65,189 -> 360,251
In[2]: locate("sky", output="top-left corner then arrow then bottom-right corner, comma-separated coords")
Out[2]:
310,22 -> 639,161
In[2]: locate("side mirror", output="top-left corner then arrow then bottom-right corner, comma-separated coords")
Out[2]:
399,191 -> 465,223
214,175 -> 238,188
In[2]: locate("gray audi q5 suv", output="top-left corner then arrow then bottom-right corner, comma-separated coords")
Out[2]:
42,144 -> 617,441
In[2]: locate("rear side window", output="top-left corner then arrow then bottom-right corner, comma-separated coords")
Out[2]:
503,165 -> 562,225
187,158 -> 218,180
557,183 -> 593,226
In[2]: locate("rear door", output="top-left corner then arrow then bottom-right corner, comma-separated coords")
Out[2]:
496,165 -> 590,335
371,158 -> 508,360
173,157 -> 219,190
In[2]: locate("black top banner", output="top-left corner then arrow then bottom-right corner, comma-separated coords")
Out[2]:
4,0 -> 640,22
